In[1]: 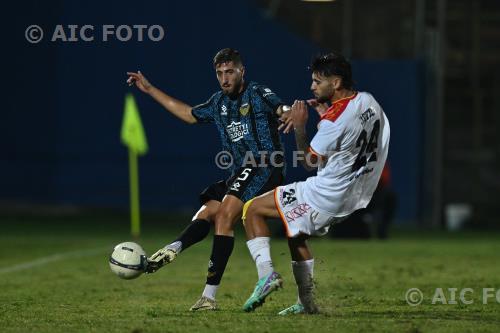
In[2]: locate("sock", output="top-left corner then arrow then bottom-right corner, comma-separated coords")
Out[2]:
202,284 -> 219,300
166,241 -> 182,253
246,237 -> 274,279
206,235 -> 235,287
168,219 -> 211,253
292,259 -> 315,305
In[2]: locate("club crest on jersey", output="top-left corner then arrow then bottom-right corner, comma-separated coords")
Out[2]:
220,104 -> 228,116
226,121 -> 249,142
239,103 -> 250,116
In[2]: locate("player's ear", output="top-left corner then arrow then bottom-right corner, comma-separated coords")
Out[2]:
332,76 -> 342,90
240,66 -> 245,77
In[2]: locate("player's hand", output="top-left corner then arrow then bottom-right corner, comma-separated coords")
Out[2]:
291,100 -> 308,130
126,71 -> 153,94
278,111 -> 294,134
306,99 -> 329,117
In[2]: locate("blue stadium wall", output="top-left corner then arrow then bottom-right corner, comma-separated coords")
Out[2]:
2,0 -> 422,222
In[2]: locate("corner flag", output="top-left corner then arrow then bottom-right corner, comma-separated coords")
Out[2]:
121,94 -> 148,155
121,94 -> 148,237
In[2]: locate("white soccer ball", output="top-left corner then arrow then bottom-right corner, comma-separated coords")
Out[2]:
109,242 -> 146,279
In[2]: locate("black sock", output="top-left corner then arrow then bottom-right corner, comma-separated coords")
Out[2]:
206,235 -> 235,285
174,219 -> 211,252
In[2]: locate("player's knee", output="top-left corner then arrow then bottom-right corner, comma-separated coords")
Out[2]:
193,201 -> 219,222
194,208 -> 216,223
214,208 -> 237,231
288,235 -> 310,250
193,212 -> 215,223
242,198 -> 256,222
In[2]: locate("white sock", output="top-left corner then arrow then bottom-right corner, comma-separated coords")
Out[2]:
166,241 -> 182,253
202,284 -> 219,300
246,237 -> 274,279
292,259 -> 314,305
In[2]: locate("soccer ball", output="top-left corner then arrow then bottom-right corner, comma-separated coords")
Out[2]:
109,242 -> 146,279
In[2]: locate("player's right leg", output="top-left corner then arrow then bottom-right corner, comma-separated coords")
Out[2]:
146,180 -> 228,275
242,190 -> 284,312
146,200 -> 219,273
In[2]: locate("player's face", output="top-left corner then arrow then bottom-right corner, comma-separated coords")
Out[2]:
216,61 -> 245,96
311,72 -> 338,103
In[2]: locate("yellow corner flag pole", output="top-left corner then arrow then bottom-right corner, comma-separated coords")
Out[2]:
121,94 -> 148,237
129,149 -> 140,237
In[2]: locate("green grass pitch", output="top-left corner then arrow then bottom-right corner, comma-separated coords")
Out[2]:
1,214 -> 499,332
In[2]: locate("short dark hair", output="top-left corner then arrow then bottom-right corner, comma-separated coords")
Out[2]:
213,48 -> 243,68
310,52 -> 353,89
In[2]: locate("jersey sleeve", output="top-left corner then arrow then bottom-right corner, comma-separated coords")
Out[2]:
191,93 -> 218,123
253,84 -> 283,114
309,120 -> 344,158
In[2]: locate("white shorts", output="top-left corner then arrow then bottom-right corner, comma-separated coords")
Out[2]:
274,182 -> 346,238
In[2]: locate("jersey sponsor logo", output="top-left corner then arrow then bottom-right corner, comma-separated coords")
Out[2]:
349,167 -> 374,181
284,203 -> 312,222
229,181 -> 241,192
226,121 -> 249,142
221,104 -> 228,116
359,107 -> 375,125
281,189 -> 297,206
239,103 -> 250,116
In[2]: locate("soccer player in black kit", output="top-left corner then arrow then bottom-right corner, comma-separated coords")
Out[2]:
127,48 -> 292,310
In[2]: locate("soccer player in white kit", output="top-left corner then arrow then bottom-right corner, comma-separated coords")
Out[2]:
241,53 -> 390,314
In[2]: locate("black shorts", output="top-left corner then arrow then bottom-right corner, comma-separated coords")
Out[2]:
199,166 -> 284,205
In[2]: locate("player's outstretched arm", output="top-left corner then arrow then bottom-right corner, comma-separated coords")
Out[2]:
126,71 -> 197,124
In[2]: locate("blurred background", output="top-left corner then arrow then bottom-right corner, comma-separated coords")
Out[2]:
2,0 -> 499,234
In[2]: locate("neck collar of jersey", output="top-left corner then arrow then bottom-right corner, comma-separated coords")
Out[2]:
320,92 -> 358,122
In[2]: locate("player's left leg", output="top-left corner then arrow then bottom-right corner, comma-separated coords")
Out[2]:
280,211 -> 344,315
190,195 -> 243,311
279,236 -> 319,315
242,191 -> 284,312
191,167 -> 283,311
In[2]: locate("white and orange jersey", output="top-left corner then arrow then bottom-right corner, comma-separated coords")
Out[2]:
303,91 -> 390,216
